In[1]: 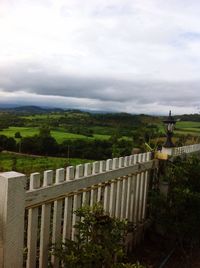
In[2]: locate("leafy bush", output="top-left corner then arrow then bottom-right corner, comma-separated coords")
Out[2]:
113,262 -> 146,268
150,155 -> 200,253
51,204 -> 128,268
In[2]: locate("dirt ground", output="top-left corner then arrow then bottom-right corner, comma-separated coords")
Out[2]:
129,231 -> 200,268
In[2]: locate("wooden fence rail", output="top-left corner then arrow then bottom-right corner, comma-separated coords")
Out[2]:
0,144 -> 200,268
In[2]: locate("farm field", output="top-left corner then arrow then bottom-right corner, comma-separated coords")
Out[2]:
175,121 -> 200,135
151,121 -> 200,136
176,121 -> 200,128
0,151 -> 92,175
0,126 -> 111,143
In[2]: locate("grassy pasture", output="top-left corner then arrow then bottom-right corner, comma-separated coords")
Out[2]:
176,121 -> 200,128
0,151 -> 92,175
156,121 -> 200,136
175,121 -> 200,135
0,126 -> 111,143
0,127 -> 38,137
21,112 -> 90,120
21,113 -> 63,120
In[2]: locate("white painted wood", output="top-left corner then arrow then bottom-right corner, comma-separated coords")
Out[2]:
97,185 -> 102,203
103,159 -> 112,213
62,196 -> 73,240
115,157 -> 124,218
66,166 -> 75,180
120,177 -> 127,220
90,186 -> 97,206
51,168 -> 65,268
82,163 -> 92,205
39,170 -> 53,268
130,155 -> 138,222
137,154 -> 144,222
115,177 -> 122,218
26,161 -> 157,208
100,160 -> 106,172
124,156 -> 130,167
142,152 -> 151,220
139,154 -> 146,221
129,155 -> 134,166
106,159 -> 113,171
75,164 -> 84,179
109,159 -> 118,216
119,157 -> 124,168
26,173 -> 40,268
130,174 -> 137,222
90,162 -> 100,206
133,173 -> 140,224
1,145 -> 200,268
93,161 -> 100,174
63,166 -> 74,241
125,176 -> 131,220
0,172 -> 26,268
84,163 -> 92,176
97,161 -> 106,204
71,165 -> 83,240
71,193 -> 80,241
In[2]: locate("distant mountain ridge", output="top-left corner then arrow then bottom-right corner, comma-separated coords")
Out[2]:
1,105 -> 200,122
0,105 -> 115,115
0,105 -> 65,114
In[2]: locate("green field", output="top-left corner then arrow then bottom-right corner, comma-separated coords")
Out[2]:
0,151 -> 92,175
175,121 -> 200,135
176,121 -> 200,128
158,121 -> 200,136
0,127 -> 111,143
21,113 -> 63,120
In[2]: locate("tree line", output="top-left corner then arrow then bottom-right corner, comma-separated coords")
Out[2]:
0,127 -> 133,160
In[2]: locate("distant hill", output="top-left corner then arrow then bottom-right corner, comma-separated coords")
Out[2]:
0,105 -> 65,115
174,114 -> 200,122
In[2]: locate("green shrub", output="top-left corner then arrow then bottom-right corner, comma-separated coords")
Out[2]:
150,155 -> 200,252
51,204 -> 128,268
113,262 -> 146,268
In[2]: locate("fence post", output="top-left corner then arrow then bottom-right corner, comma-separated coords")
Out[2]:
0,172 -> 26,268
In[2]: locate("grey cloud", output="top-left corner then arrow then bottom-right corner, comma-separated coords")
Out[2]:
0,62 -> 200,110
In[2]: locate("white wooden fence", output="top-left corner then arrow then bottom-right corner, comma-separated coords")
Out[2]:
0,144 -> 200,268
173,144 -> 200,155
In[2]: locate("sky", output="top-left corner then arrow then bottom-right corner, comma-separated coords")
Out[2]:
0,0 -> 200,114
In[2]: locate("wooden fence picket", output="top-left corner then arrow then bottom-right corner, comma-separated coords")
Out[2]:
26,173 -> 41,268
51,168 -> 65,268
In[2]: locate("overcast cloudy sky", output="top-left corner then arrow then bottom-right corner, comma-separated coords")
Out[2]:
0,0 -> 200,114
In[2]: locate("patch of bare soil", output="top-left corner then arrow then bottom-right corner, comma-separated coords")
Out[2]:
129,231 -> 200,268
165,248 -> 200,268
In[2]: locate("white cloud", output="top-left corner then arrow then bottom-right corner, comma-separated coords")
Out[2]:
0,0 -> 200,114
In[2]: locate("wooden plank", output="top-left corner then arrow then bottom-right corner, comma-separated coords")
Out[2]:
0,172 -> 26,268
115,178 -> 122,218
51,168 -> 65,268
142,152 -> 151,220
138,154 -> 145,222
109,158 -> 118,216
120,177 -> 127,220
62,166 -> 74,241
97,161 -> 106,204
103,159 -> 112,213
71,165 -> 84,241
125,176 -> 131,219
133,173 -> 140,224
39,170 -> 53,268
83,163 -> 92,205
26,173 -> 40,268
26,160 -> 158,208
129,155 -> 138,222
82,163 -> 92,206
90,162 -> 99,206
